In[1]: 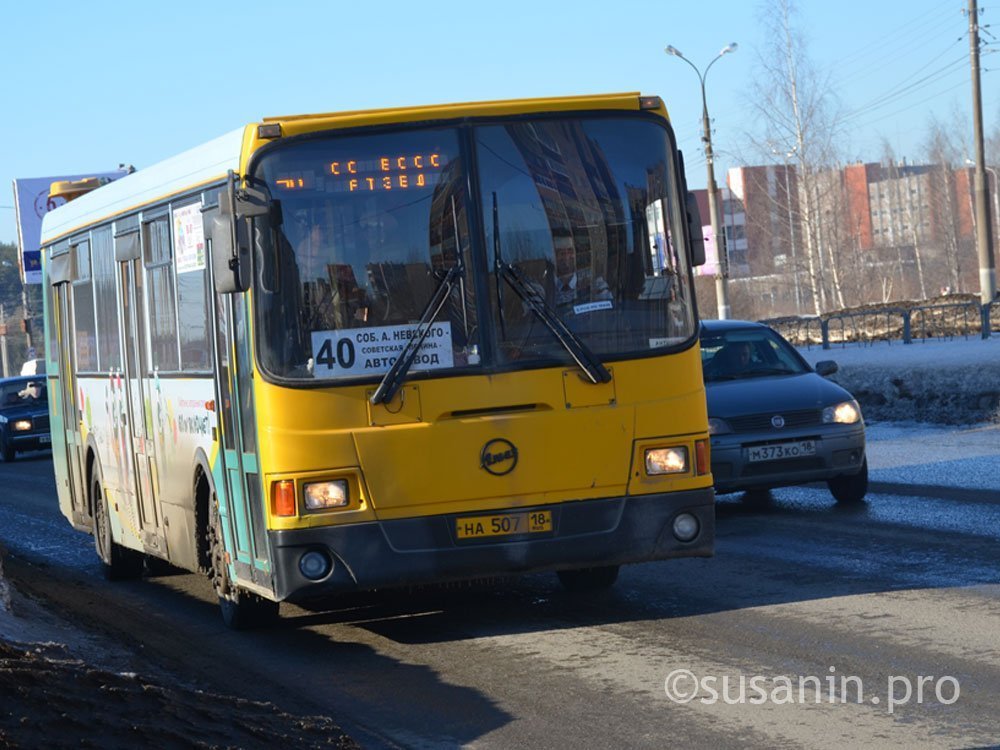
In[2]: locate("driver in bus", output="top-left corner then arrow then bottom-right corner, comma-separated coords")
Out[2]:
553,236 -> 611,309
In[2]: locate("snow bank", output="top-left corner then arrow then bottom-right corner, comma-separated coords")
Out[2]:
798,336 -> 1000,425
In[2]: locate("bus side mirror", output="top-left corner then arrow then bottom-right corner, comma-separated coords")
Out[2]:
208,175 -> 271,294
686,191 -> 706,267
208,208 -> 248,294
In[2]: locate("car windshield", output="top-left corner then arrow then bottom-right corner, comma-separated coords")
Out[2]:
0,381 -> 46,406
701,328 -> 809,382
251,114 -> 696,382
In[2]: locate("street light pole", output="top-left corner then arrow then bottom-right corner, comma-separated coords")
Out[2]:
968,0 -> 997,304
666,42 -> 738,320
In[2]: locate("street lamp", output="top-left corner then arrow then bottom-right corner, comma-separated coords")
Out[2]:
666,42 -> 738,320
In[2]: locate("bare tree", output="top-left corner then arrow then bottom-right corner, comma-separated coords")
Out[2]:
745,0 -> 847,315
879,139 -> 930,299
925,116 -> 967,293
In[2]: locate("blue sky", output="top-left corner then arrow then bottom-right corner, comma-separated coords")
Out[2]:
1,0 -> 996,243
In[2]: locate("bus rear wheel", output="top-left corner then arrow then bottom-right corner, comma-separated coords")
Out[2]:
557,565 -> 620,592
208,496 -> 279,630
91,478 -> 143,580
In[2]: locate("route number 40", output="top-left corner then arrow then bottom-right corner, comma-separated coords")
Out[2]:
315,338 -> 356,370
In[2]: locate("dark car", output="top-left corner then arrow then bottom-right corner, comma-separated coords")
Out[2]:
701,320 -> 867,503
0,376 -> 51,461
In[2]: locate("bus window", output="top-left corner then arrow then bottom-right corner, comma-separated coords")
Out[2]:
476,116 -> 696,363
253,128 -> 477,380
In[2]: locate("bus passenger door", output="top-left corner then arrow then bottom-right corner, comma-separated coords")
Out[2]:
52,283 -> 87,525
211,290 -> 273,592
120,258 -> 166,553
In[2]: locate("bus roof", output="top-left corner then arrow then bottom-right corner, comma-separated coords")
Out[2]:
40,92 -> 657,246
40,127 -> 246,246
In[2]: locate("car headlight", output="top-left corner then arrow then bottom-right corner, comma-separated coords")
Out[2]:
303,480 -> 349,511
13,419 -> 32,432
822,400 -> 861,425
645,446 -> 688,475
707,417 -> 732,436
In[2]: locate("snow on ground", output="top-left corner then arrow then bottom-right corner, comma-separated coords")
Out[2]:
792,335 -> 1000,489
797,335 -> 1000,425
866,421 -> 1000,491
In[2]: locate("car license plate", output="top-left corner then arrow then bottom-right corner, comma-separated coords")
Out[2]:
456,510 -> 552,540
747,440 -> 816,462
39,436 -> 51,444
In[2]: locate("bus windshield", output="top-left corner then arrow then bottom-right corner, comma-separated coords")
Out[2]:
252,114 -> 695,382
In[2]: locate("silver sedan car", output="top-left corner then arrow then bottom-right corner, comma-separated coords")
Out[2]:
701,320 -> 867,503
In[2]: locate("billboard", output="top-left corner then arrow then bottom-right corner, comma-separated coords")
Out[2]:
12,169 -> 130,284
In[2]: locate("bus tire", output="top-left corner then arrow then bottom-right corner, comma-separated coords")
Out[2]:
91,477 -> 143,581
208,495 -> 279,630
828,458 -> 868,505
557,565 -> 620,593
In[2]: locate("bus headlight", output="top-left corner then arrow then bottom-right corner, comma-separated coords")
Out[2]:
303,480 -> 348,511
645,446 -> 688,475
822,400 -> 861,424
13,420 -> 32,432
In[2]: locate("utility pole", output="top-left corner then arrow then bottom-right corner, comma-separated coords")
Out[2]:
969,0 -> 997,306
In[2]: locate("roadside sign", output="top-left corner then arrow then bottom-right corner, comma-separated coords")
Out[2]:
12,169 -> 130,284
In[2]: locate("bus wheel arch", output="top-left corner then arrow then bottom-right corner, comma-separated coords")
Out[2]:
193,461 -> 213,574
206,491 -> 279,630
90,463 -> 143,581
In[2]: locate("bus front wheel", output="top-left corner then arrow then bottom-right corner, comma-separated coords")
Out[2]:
208,497 -> 279,630
557,565 -> 620,592
91,477 -> 143,580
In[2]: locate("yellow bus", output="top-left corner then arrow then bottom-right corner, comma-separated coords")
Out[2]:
40,92 -> 714,628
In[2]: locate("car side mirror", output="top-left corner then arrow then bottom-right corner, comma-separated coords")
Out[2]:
815,360 -> 838,377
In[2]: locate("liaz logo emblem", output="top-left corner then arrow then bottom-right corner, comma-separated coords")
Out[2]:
771,415 -> 786,429
481,438 -> 518,476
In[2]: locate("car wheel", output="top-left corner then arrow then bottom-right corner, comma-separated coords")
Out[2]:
557,565 -> 620,592
742,488 -> 772,505
208,495 -> 279,630
828,457 -> 868,504
92,477 -> 144,580
1,432 -> 14,462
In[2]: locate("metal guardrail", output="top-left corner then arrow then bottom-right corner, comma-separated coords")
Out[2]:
761,299 -> 998,350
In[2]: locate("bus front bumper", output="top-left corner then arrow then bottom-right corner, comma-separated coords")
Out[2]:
270,488 -> 714,602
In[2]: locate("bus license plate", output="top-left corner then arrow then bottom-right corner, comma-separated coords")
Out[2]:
747,440 -> 816,462
456,510 -> 552,540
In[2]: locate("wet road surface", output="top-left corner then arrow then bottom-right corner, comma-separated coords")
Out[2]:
1,452 -> 998,748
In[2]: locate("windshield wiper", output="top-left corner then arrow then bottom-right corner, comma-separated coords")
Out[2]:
492,201 -> 610,385
370,201 -> 466,405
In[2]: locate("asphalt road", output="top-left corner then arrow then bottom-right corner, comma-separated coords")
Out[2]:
1,452 -> 999,749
